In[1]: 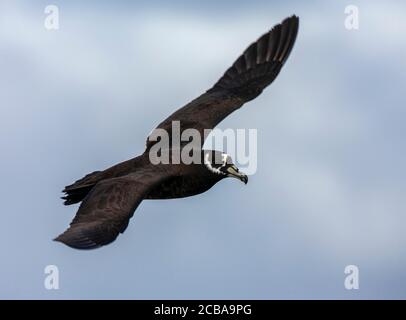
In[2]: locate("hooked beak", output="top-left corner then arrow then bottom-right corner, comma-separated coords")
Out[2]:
226,165 -> 248,185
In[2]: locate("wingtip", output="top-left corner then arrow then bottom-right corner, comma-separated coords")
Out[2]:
53,233 -> 67,244
271,15 -> 299,34
54,228 -> 103,250
283,15 -> 299,26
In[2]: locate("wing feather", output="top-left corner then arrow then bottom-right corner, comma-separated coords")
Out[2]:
147,15 -> 299,148
55,168 -> 170,249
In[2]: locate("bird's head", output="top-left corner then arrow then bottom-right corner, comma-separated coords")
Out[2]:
203,150 -> 248,184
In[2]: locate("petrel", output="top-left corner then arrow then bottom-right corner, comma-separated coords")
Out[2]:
56,15 -> 299,249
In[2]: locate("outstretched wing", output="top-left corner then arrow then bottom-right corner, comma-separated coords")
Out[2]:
147,15 -> 299,148
55,168 -> 170,249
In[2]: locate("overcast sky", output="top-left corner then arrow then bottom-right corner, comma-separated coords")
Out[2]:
0,0 -> 405,299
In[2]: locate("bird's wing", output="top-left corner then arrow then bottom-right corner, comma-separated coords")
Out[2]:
55,167 -> 171,249
146,15 -> 299,148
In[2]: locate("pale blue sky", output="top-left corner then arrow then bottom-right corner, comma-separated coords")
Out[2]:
0,0 -> 405,299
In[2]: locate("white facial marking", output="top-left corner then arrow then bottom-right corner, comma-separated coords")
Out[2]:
204,153 -> 228,175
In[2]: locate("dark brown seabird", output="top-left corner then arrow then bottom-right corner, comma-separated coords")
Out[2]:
56,15 -> 299,249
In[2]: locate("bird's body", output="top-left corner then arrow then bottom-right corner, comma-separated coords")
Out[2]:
62,150 -> 225,202
145,163 -> 223,200
56,15 -> 299,249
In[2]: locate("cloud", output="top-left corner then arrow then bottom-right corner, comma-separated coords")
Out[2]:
0,0 -> 405,298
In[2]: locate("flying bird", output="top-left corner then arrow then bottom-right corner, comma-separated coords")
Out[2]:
56,15 -> 299,249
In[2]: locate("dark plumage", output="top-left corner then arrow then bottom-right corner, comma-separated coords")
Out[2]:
56,15 -> 299,249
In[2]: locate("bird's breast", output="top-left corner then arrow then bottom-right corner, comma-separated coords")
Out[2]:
146,174 -> 220,200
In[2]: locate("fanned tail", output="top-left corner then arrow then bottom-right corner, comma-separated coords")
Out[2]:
61,171 -> 102,205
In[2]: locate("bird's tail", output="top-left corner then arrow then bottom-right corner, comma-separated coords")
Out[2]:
211,15 -> 299,101
61,171 -> 102,205
61,157 -> 144,205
